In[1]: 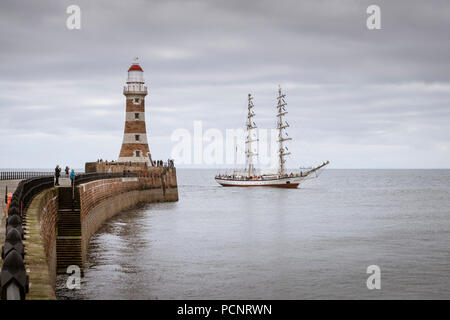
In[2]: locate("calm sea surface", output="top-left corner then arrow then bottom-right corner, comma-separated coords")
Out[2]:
56,169 -> 450,299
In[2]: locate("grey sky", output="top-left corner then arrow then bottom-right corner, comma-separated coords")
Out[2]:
0,0 -> 449,169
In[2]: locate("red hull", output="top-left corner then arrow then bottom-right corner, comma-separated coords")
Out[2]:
219,183 -> 299,188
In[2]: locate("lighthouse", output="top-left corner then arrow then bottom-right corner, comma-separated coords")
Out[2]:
118,59 -> 151,163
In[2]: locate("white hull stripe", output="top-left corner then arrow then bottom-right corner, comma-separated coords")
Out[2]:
215,176 -> 307,186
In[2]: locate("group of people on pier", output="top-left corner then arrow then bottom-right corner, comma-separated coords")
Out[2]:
153,159 -> 175,167
54,165 -> 76,186
94,158 -> 175,168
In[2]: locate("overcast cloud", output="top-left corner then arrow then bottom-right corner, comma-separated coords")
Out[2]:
0,0 -> 449,169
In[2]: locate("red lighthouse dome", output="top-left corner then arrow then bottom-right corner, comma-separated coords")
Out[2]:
128,64 -> 143,72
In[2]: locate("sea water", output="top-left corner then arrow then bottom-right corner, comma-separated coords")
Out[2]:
56,169 -> 450,299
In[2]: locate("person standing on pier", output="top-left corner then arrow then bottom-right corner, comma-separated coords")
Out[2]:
70,169 -> 76,187
55,165 -> 61,186
65,166 -> 69,177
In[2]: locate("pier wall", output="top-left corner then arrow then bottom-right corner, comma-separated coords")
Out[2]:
78,168 -> 178,264
22,167 -> 178,299
85,161 -> 150,174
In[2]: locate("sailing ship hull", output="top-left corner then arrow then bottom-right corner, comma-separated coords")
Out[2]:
215,176 -> 306,188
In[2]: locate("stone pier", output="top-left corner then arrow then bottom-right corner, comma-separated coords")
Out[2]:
16,166 -> 178,299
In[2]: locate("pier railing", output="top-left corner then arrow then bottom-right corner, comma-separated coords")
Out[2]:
1,175 -> 54,300
0,171 -> 53,181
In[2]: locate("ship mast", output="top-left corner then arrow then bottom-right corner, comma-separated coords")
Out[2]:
245,93 -> 258,177
276,86 -> 291,176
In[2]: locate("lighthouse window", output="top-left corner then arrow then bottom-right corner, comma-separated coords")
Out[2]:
133,98 -> 140,104
134,113 -> 140,119
135,135 -> 140,141
135,150 -> 141,157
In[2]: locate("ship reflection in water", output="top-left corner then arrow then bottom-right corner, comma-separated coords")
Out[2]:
56,169 -> 450,299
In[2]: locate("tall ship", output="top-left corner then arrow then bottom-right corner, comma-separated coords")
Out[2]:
215,86 -> 329,188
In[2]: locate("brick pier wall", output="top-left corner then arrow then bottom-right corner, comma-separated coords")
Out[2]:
78,167 -> 178,267
22,167 -> 177,299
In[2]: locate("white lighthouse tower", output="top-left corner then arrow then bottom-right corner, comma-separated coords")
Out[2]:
118,58 -> 151,163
